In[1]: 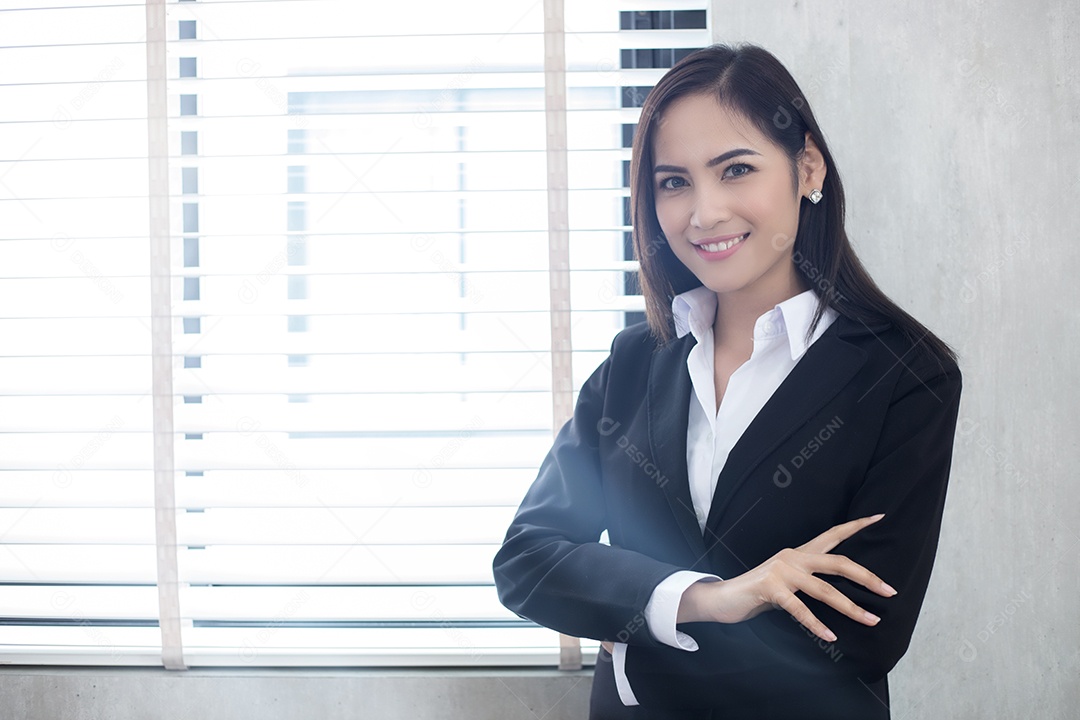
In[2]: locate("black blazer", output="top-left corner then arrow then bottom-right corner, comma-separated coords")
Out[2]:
493,313 -> 963,719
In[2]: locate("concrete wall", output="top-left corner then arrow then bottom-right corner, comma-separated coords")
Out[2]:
709,0 -> 1079,717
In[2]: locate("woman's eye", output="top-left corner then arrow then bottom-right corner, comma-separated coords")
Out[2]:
724,163 -> 754,179
658,176 -> 687,190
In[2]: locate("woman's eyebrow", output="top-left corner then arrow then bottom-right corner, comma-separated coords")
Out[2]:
654,148 -> 762,174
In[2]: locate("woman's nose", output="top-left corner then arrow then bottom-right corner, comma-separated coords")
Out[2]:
689,180 -> 733,230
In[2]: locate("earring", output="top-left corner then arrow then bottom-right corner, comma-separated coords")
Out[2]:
808,188 -> 824,204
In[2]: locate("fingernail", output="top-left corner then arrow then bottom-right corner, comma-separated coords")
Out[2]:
823,629 -> 837,642
881,582 -> 897,596
870,513 -> 885,520
863,611 -> 880,624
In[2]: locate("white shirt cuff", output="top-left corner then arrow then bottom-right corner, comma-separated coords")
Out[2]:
611,572 -> 723,707
611,642 -> 639,706
644,570 -> 722,651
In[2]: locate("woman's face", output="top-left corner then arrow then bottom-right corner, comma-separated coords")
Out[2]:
651,92 -> 825,298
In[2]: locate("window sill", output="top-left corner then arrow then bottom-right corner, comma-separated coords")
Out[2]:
0,665 -> 595,720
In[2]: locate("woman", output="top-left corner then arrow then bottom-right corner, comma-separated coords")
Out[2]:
492,43 -> 962,719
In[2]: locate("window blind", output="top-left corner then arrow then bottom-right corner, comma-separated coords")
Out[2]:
0,0 -> 709,667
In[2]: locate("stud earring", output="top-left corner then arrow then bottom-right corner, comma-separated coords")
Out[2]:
808,188 -> 824,204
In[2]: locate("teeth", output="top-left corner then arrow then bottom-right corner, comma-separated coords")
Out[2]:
700,233 -> 747,252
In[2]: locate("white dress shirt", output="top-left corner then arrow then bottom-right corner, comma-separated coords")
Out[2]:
611,285 -> 839,706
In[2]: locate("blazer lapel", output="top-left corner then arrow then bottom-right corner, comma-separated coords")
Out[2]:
702,316 -> 878,536
646,331 -> 710,559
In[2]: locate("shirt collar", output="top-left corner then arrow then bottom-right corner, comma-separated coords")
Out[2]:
671,285 -> 837,362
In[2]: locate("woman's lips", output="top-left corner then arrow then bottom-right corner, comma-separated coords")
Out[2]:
692,232 -> 749,259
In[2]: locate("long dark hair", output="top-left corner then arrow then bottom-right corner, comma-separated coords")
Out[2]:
630,43 -> 958,370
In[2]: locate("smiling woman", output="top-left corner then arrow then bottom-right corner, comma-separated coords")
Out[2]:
630,46 -> 955,370
649,93 -> 830,409
494,43 -> 963,719
651,95 -> 821,302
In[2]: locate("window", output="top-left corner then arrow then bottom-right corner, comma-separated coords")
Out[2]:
0,0 -> 709,667
620,47 -> 698,69
178,19 -> 196,39
179,57 -> 197,78
286,166 -> 306,195
620,9 -> 707,30
182,203 -> 199,232
179,94 -> 197,116
181,131 -> 198,155
184,237 -> 200,267
182,167 -> 198,194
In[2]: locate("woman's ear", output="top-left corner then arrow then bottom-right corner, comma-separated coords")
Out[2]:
798,131 -> 828,197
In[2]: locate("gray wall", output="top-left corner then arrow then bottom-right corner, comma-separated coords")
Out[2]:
710,0 -> 1079,717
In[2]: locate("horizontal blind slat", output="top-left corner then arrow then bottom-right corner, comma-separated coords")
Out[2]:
0,469 -> 537,508
0,507 -> 519,544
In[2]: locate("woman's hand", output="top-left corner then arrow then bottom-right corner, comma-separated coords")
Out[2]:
677,513 -> 897,643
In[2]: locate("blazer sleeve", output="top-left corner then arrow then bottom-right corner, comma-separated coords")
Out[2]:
492,333 -> 687,648
747,353 -> 964,682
